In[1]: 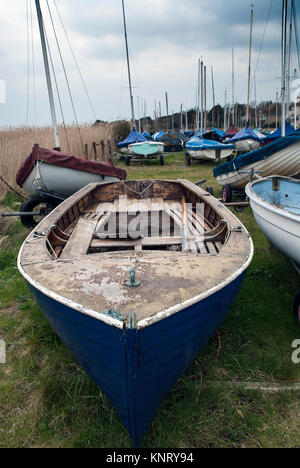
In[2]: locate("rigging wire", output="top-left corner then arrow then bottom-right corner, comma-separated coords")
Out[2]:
52,0 -> 97,121
292,0 -> 300,72
44,25 -> 71,153
45,0 -> 84,153
250,0 -> 274,97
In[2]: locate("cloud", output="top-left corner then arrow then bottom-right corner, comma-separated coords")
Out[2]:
0,0 -> 297,127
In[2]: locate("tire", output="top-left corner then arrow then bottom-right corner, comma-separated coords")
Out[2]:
222,184 -> 232,203
234,205 -> 245,213
20,196 -> 57,228
125,156 -> 131,166
185,153 -> 191,166
205,186 -> 214,196
293,291 -> 300,326
160,155 -> 164,166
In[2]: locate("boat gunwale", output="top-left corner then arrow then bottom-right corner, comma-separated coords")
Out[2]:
17,179 -> 254,330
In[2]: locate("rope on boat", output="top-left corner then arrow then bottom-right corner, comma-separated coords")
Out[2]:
120,180 -> 154,195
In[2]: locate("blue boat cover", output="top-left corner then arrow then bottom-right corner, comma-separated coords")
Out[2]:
117,128 -> 146,148
153,131 -> 165,141
184,131 -> 195,138
213,129 -> 300,178
228,123 -> 263,143
212,127 -> 225,136
186,137 -> 234,151
143,131 -> 152,140
265,121 -> 295,141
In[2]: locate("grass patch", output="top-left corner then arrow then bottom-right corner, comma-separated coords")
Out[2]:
0,155 -> 299,448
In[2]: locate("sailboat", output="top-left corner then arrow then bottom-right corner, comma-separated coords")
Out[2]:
117,0 -> 164,165
17,0 -> 125,227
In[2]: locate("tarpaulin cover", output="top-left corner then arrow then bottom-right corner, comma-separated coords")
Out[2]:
223,126 -> 238,138
186,137 -> 234,151
117,128 -> 146,148
160,132 -> 183,146
153,131 -> 165,141
212,127 -> 225,137
143,131 -> 152,140
228,123 -> 263,143
213,129 -> 300,178
264,121 -> 295,141
16,145 -> 127,187
201,130 -> 223,142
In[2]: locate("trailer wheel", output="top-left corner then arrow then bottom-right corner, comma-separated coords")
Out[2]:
293,291 -> 300,326
160,155 -> 164,165
222,184 -> 232,203
185,153 -> 191,166
206,186 -> 214,196
234,205 -> 245,213
20,196 -> 56,228
125,156 -> 131,166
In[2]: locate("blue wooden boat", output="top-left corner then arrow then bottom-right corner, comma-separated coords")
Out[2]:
17,179 -> 253,446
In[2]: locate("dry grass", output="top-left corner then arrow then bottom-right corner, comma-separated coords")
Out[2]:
0,123 -> 116,197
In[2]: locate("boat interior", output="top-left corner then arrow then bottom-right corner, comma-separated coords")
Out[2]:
20,180 -> 251,324
43,180 -> 229,260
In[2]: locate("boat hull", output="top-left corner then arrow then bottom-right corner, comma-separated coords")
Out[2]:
17,178 -> 253,447
245,177 -> 300,267
24,269 -> 246,447
128,141 -> 164,157
187,148 -> 232,161
216,140 -> 300,190
22,162 -> 119,199
235,139 -> 261,153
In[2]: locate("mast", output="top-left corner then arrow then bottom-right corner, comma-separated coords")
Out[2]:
196,59 -> 200,131
232,48 -> 235,126
165,92 -> 169,132
200,60 -> 204,135
211,66 -> 216,128
35,0 -> 60,149
281,0 -> 288,136
246,6 -> 254,124
121,0 -> 135,128
204,65 -> 207,132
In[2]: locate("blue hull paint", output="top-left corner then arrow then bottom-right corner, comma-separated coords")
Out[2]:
27,270 -> 246,446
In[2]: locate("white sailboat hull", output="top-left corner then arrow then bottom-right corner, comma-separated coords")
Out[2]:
23,162 -> 119,199
245,177 -> 300,267
187,148 -> 233,161
216,139 -> 300,190
235,139 -> 261,153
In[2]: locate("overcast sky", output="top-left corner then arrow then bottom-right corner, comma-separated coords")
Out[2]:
0,0 -> 299,127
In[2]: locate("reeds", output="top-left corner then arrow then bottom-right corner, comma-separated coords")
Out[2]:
0,123 -> 116,197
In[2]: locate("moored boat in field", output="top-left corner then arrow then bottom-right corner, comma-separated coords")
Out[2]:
16,144 -> 126,226
18,178 -> 253,446
245,176 -> 300,324
186,137 -> 234,163
213,130 -> 300,202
